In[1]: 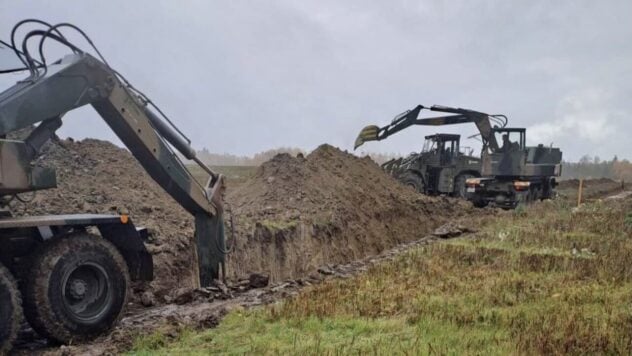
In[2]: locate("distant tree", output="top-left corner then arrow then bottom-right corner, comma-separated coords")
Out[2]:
579,155 -> 591,164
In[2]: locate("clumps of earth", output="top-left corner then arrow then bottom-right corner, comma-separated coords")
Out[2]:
226,144 -> 472,280
14,138 -> 472,302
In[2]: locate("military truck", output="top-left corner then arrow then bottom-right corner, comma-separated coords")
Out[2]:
464,127 -> 562,208
355,104 -> 562,208
381,133 -> 481,198
0,20 -> 227,352
355,105 -> 508,198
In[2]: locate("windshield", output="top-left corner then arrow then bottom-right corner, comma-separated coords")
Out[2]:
422,138 -> 437,153
495,131 -> 523,152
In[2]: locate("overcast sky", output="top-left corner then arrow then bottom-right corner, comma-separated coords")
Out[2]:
1,0 -> 630,161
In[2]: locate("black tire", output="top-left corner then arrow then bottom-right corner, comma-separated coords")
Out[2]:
22,233 -> 130,344
472,199 -> 489,208
400,172 -> 425,193
454,173 -> 475,199
0,263 -> 21,355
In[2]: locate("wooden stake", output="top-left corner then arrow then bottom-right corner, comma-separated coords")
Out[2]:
577,178 -> 584,207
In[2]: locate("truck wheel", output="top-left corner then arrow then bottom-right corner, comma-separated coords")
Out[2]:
400,172 -> 425,193
0,264 -> 22,354
22,233 -> 129,344
454,174 -> 475,199
472,199 -> 489,208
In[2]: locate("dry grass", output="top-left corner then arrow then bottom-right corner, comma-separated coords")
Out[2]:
131,196 -> 632,355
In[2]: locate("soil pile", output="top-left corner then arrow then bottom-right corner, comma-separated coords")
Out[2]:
14,138 -> 197,296
226,144 -> 471,280
13,139 -> 471,297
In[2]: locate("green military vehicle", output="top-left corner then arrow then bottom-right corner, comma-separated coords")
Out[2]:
381,133 -> 482,198
0,20 -> 227,352
355,105 -> 508,198
355,104 -> 562,209
464,127 -> 562,208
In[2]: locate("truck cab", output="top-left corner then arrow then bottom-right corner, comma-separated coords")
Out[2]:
467,127 -> 562,208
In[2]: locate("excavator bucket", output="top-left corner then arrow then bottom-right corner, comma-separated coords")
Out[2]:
354,125 -> 381,149
194,213 -> 226,286
194,174 -> 227,286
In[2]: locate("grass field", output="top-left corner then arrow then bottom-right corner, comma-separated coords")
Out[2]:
130,195 -> 632,355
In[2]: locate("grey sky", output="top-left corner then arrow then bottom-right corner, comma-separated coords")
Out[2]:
1,0 -> 630,161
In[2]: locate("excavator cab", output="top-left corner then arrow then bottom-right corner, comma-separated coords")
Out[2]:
492,128 -> 525,153
421,134 -> 460,166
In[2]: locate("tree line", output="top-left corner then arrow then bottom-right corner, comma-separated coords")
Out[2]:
197,148 -> 631,181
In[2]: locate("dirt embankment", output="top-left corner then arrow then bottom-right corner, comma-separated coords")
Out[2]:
227,145 -> 473,281
16,139 -> 197,297
14,139 -> 472,300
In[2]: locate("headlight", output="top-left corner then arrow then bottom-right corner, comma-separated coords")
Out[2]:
513,181 -> 531,191
466,178 -> 482,187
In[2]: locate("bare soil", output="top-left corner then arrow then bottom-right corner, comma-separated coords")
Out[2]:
14,140 -> 473,298
226,144 -> 475,281
7,137 -> 482,355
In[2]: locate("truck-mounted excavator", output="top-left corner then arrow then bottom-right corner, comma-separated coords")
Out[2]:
355,104 -> 562,208
0,20 -> 228,352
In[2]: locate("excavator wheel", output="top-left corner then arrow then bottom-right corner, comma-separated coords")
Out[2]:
401,172 -> 425,193
454,173 -> 475,199
22,233 -> 130,344
472,199 -> 489,208
0,263 -> 22,355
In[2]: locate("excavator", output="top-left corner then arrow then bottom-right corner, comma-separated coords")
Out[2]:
355,104 -> 562,208
355,105 -> 506,198
0,20 -> 227,352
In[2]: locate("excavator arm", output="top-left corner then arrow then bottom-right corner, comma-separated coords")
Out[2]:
354,104 -> 507,151
0,48 -> 225,285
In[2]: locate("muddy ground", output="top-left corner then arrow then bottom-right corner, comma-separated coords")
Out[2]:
9,138 -> 623,355
11,138 -> 478,354
15,139 -> 472,296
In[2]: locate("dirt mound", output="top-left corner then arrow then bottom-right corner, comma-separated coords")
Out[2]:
14,138 -> 196,297
226,144 -> 471,280
13,140 -> 471,300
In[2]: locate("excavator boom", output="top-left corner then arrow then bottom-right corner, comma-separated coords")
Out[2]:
354,104 -> 507,151
0,20 -> 233,350
0,51 -> 225,285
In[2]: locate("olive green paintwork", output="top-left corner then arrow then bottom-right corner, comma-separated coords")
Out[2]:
0,52 -> 225,284
381,134 -> 481,196
354,105 -> 562,207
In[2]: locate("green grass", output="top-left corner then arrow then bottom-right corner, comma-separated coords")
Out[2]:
131,312 -> 511,355
130,198 -> 632,355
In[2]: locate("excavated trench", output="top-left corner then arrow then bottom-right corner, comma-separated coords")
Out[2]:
15,139 -> 473,294
10,138 -> 625,354
8,138 -> 473,354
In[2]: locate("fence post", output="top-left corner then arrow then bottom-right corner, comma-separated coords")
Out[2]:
577,178 -> 584,207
